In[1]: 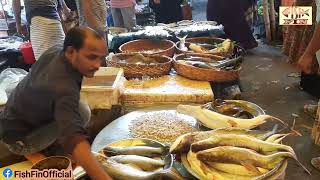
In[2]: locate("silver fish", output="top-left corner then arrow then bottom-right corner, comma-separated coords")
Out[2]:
101,159 -> 161,180
109,155 -> 165,171
103,146 -> 165,157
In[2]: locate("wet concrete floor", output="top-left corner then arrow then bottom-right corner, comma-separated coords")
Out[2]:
193,1 -> 320,179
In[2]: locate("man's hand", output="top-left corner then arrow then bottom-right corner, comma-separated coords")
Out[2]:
71,138 -> 112,180
298,53 -> 314,74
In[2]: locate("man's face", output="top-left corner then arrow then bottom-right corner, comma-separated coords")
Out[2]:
70,36 -> 108,78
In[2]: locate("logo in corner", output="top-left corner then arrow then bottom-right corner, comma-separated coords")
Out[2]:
2,168 -> 13,178
279,6 -> 312,25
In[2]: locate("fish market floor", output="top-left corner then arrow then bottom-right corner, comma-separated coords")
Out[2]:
240,43 -> 320,180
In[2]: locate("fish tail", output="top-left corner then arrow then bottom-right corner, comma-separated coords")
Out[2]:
265,115 -> 288,129
282,151 -> 311,175
293,154 -> 312,175
289,117 -> 302,136
273,133 -> 292,144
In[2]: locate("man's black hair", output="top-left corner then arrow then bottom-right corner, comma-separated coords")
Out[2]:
63,27 -> 103,52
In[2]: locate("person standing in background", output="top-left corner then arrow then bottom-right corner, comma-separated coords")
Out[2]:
12,0 -> 70,60
149,0 -> 183,24
298,0 -> 320,171
110,0 -> 136,30
75,0 -> 107,39
206,0 -> 258,50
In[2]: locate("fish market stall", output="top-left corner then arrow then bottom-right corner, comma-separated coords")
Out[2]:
74,98 -> 310,180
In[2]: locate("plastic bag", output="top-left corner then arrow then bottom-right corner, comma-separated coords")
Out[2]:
0,68 -> 28,104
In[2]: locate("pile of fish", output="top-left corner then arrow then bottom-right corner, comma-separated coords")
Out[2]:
170,128 -> 311,179
177,104 -> 287,129
95,145 -> 168,180
178,38 -> 234,56
175,54 -> 241,71
112,53 -> 160,65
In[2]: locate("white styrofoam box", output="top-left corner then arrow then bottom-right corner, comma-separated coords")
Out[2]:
81,67 -> 124,109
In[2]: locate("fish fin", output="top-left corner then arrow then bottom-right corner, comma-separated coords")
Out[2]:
289,117 -> 302,136
227,120 -> 238,127
241,161 -> 261,174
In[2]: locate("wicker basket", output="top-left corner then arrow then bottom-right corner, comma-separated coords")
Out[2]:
119,39 -> 176,57
173,53 -> 241,82
176,37 -> 237,58
107,53 -> 172,79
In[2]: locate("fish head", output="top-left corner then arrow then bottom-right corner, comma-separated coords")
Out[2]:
170,133 -> 193,153
176,104 -> 201,117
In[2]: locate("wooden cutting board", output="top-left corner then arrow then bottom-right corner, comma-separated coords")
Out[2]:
122,75 -> 214,104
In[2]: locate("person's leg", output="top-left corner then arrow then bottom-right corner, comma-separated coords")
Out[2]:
40,100 -> 90,156
207,0 -> 257,49
2,122 -> 59,164
30,16 -> 65,60
120,6 -> 137,30
111,8 -> 125,28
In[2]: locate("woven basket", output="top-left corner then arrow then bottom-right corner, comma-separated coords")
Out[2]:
176,37 -> 236,58
173,53 -> 241,82
107,53 -> 172,79
119,39 -> 176,57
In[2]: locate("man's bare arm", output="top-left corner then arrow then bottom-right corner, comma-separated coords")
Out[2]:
71,138 -> 112,180
12,0 -> 22,34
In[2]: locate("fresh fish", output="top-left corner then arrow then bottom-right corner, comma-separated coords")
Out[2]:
197,146 -> 287,169
186,150 -> 223,179
193,43 -> 216,49
183,56 -> 217,63
109,155 -> 165,171
170,126 -> 278,154
197,146 -> 310,174
177,104 -> 287,129
101,159 -> 161,180
104,146 -> 165,157
180,60 -> 214,69
210,58 -> 241,68
191,134 -> 295,155
214,125 -> 278,140
207,162 -> 269,176
208,39 -> 234,55
189,43 -> 208,53
183,152 -> 287,180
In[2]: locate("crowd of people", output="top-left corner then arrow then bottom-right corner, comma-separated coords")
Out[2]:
11,0 -> 261,61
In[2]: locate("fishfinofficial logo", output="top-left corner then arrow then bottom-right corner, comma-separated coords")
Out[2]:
2,168 -> 13,178
279,6 -> 312,25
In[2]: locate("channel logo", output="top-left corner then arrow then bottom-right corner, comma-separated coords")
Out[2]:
2,168 -> 13,178
279,6 -> 312,25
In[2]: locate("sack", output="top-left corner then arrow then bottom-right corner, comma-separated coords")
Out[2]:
0,68 -> 28,104
182,3 -> 192,20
